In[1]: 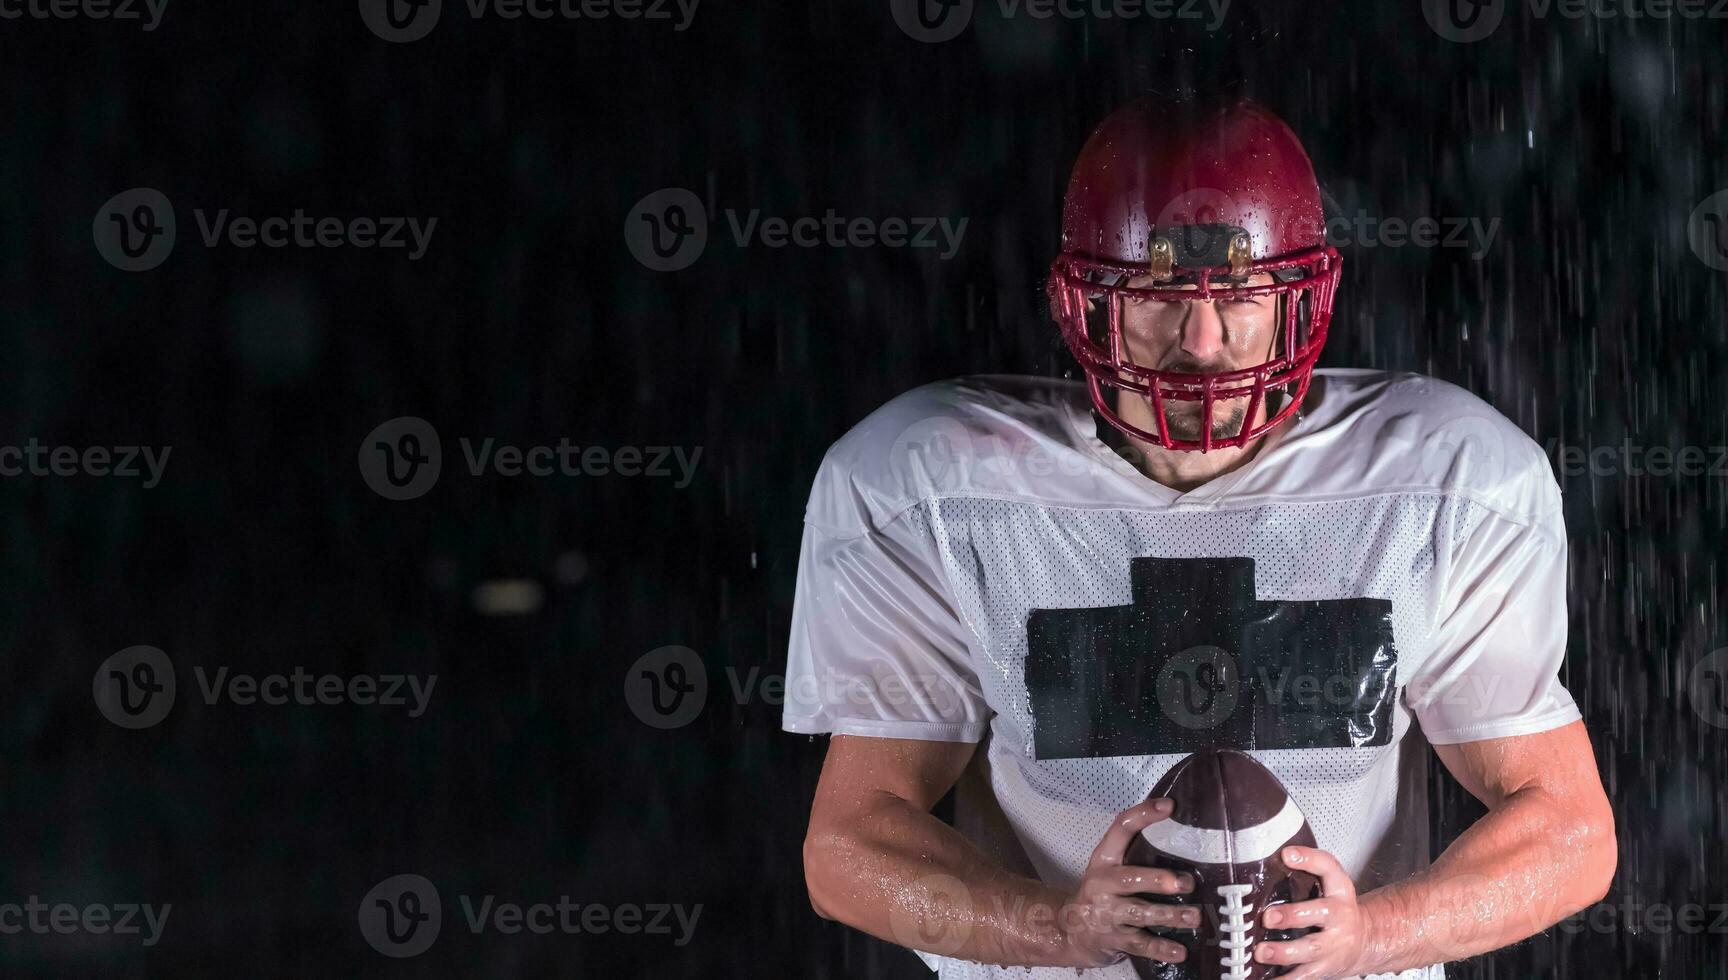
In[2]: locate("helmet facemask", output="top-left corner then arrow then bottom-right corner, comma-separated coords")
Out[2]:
1050,231 -> 1340,453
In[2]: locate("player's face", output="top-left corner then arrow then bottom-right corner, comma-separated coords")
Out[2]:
1116,272 -> 1282,443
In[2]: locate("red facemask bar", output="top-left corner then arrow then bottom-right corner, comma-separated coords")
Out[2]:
1049,244 -> 1342,452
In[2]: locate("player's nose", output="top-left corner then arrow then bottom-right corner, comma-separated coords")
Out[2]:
1178,300 -> 1227,361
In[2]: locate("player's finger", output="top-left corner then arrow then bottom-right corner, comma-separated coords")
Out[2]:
1087,799 -> 1175,869
1254,930 -> 1327,967
1262,896 -> 1348,929
1103,864 -> 1195,897
1112,898 -> 1202,930
1117,928 -> 1188,964
1283,846 -> 1357,901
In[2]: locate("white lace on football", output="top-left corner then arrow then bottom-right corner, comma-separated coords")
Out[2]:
1137,795 -> 1306,865
1216,883 -> 1256,980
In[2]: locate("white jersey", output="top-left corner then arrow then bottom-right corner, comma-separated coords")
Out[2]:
782,370 -> 1580,980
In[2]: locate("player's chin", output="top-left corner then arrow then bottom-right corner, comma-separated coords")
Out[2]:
1162,402 -> 1250,443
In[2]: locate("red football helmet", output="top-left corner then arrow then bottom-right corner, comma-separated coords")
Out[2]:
1049,98 -> 1341,452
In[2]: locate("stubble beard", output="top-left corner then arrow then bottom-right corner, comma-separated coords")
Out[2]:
1161,398 -> 1250,442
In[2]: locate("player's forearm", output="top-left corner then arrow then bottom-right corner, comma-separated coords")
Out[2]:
1349,784 -> 1616,975
803,790 -> 1077,967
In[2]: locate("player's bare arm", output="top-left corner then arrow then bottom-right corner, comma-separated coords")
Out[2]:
805,735 -> 1200,968
1250,721 -> 1616,979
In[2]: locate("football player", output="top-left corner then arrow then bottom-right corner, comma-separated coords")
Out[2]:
786,97 -> 1615,979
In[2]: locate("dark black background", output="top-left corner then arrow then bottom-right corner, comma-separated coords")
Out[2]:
2,0 -> 1725,976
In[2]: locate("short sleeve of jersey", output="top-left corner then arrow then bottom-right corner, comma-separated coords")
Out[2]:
1409,482 -> 1582,745
782,510 -> 989,742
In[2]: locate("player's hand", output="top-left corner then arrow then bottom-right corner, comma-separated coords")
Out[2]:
1255,845 -> 1368,979
1056,798 -> 1200,968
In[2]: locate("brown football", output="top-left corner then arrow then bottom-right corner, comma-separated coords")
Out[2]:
1124,750 -> 1321,980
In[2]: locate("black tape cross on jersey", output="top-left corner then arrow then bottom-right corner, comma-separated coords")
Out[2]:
1026,557 -> 1398,760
